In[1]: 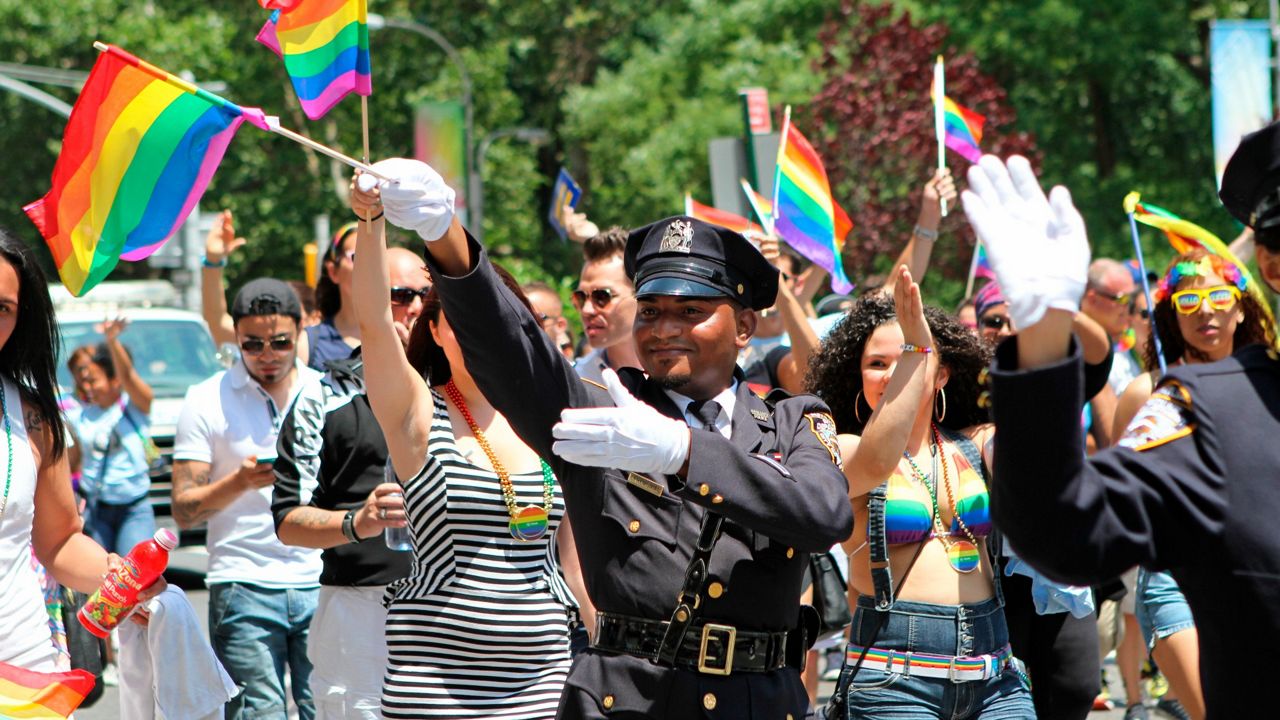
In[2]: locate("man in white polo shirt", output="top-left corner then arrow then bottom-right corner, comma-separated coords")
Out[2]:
172,278 -> 323,720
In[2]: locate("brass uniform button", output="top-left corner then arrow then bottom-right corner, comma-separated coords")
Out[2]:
707,581 -> 724,599
711,494 -> 724,504
977,391 -> 991,409
699,483 -> 710,497
628,520 -> 641,533
978,367 -> 990,386
602,695 -> 615,710
787,715 -> 794,720
736,283 -> 745,294
786,547 -> 795,559
676,608 -> 689,622
703,692 -> 717,710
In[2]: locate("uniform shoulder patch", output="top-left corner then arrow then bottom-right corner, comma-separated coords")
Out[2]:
1117,380 -> 1195,452
805,411 -> 842,468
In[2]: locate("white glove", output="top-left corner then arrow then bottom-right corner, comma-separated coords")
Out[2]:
962,155 -> 1090,330
361,158 -> 456,242
551,368 -> 691,475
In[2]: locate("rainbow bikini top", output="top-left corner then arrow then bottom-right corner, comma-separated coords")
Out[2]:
880,446 -> 992,545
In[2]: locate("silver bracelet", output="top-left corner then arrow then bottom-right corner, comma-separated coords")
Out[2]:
912,225 -> 939,241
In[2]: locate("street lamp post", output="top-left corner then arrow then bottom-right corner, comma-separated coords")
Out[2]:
365,13 -> 474,223
471,127 -> 551,242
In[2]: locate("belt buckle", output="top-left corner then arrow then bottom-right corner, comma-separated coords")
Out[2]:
947,656 -> 962,684
698,623 -> 737,676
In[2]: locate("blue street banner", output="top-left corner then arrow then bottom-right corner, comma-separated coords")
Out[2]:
548,167 -> 582,241
1211,20 -> 1273,188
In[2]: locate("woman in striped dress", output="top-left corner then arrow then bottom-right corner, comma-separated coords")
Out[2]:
349,178 -> 578,719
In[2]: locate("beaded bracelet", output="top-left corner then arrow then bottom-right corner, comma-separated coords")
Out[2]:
912,225 -> 939,241
201,256 -> 227,269
900,344 -> 933,354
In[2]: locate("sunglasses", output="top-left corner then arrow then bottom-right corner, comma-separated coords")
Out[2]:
1091,287 -> 1132,306
1171,285 -> 1240,315
240,335 -> 295,354
572,287 -> 630,310
390,286 -> 430,306
980,315 -> 1010,331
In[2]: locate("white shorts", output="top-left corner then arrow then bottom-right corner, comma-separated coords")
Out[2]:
308,585 -> 390,720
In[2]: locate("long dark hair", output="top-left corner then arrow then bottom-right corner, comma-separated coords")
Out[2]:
316,223 -> 358,320
406,262 -> 535,386
804,293 -> 992,435
0,230 -> 66,460
1145,249 -> 1275,368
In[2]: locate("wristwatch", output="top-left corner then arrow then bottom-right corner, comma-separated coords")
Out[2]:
341,508 -> 363,543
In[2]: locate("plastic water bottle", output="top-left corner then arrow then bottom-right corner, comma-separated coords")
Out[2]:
384,492 -> 411,551
79,528 -> 177,638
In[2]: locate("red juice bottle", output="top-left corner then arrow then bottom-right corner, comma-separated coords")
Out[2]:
78,528 -> 177,638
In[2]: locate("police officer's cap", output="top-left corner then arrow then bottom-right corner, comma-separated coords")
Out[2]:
1221,119 -> 1280,235
624,216 -> 779,311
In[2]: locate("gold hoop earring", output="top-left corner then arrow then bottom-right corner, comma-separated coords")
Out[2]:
855,390 -> 866,424
934,387 -> 947,423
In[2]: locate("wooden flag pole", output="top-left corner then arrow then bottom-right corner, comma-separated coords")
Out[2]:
361,96 -> 371,163
934,55 -> 948,217
267,120 -> 392,182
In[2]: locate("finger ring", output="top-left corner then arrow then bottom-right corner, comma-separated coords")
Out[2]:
379,507 -> 387,521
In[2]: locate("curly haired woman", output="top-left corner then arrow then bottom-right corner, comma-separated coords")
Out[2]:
807,268 -> 1032,719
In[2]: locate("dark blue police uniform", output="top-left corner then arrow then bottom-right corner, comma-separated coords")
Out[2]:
424,217 -> 853,719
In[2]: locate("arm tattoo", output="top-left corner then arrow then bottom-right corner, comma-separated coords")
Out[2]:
287,506 -> 340,531
172,463 -> 216,527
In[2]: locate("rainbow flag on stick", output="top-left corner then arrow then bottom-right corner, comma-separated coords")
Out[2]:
686,195 -> 762,235
24,43 -> 266,296
771,107 -> 853,293
932,58 -> 985,164
740,179 -> 774,235
0,662 -> 95,718
258,0 -> 371,120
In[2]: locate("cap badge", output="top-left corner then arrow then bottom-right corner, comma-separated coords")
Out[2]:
659,219 -> 694,253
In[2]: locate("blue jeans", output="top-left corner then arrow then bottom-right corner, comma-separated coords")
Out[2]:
834,596 -> 1035,719
1135,569 -> 1195,650
209,582 -> 318,720
85,496 -> 156,555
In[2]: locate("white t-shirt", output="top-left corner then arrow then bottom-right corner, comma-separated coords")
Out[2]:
173,360 -> 322,588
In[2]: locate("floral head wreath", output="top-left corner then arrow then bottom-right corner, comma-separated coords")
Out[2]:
1154,254 -> 1247,303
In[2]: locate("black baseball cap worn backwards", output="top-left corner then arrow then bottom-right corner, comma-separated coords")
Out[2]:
1221,119 -> 1280,235
231,278 -> 303,322
624,215 -> 779,311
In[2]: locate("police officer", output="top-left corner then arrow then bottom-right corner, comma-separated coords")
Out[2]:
959,127 -> 1280,719
356,159 -> 853,719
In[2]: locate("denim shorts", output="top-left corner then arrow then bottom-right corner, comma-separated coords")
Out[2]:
830,596 -> 1034,719
1135,569 -> 1195,650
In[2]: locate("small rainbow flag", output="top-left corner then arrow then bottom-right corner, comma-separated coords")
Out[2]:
257,0 -> 371,120
24,44 -> 264,296
685,195 -> 763,235
740,179 -> 774,234
0,662 -> 95,718
932,58 -> 984,164
771,108 -> 853,293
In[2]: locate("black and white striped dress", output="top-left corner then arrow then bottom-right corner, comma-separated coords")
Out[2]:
381,389 -> 573,719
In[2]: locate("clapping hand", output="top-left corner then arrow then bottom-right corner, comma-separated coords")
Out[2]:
552,369 -> 691,475
961,156 -> 1089,330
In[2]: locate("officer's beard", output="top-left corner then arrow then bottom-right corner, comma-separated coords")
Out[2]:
656,373 -> 691,391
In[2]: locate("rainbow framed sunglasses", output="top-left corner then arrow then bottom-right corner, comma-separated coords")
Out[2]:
1170,285 -> 1240,315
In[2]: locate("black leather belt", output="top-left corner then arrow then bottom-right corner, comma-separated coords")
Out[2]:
593,611 -> 789,674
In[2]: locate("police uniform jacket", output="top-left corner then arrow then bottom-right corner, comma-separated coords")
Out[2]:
988,337 -> 1280,719
424,236 -> 853,719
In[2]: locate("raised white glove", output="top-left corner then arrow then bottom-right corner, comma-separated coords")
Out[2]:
962,155 -> 1090,330
362,158 -> 456,242
551,368 -> 691,475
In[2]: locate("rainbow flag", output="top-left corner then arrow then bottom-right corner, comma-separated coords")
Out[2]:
685,195 -> 762,235
1124,191 -> 1273,324
938,96 -> 985,163
257,0 -> 371,120
771,109 -> 853,293
740,179 -> 774,234
0,662 -> 95,718
24,45 -> 265,297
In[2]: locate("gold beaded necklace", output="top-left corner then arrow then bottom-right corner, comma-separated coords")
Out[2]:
443,380 -> 555,542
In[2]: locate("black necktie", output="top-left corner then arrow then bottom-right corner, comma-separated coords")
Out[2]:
688,399 -> 723,432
